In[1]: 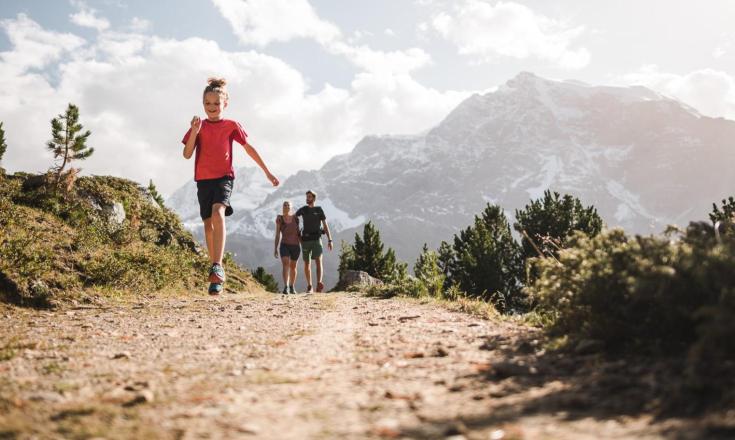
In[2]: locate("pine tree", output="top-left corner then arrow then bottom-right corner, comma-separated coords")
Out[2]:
710,196 -> 735,224
339,221 -> 402,282
514,190 -> 603,263
47,103 -> 93,185
148,179 -> 165,208
337,240 -> 356,282
414,243 -> 445,297
0,122 -> 7,168
252,266 -> 279,292
440,204 -> 523,312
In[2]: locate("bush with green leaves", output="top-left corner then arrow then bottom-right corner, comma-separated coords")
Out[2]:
338,221 -> 406,283
514,190 -> 603,263
0,173 -> 257,307
252,266 -> 279,292
528,224 -> 735,364
413,243 -> 446,298
438,204 -> 523,312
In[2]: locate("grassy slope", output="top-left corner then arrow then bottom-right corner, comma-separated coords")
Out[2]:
0,172 -> 263,307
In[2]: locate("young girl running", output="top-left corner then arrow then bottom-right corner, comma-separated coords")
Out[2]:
182,77 -> 279,295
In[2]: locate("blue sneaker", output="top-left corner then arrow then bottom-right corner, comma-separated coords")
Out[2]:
209,263 -> 226,283
208,282 -> 223,295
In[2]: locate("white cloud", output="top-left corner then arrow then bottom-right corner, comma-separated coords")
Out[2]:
129,17 -> 152,32
328,42 -> 431,74
430,0 -> 590,69
0,15 -> 469,197
210,0 -> 341,46
70,9 -> 111,32
213,0 -> 433,77
0,14 -> 85,73
621,65 -> 735,120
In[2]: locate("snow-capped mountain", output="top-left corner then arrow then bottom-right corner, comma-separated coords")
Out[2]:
167,72 -> 735,289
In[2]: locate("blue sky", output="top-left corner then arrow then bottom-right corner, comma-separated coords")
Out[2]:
1,0 -> 734,195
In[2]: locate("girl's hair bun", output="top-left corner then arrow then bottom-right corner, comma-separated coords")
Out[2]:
203,77 -> 229,101
207,77 -> 227,88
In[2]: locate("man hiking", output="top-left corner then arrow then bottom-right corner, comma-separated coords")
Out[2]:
295,190 -> 333,293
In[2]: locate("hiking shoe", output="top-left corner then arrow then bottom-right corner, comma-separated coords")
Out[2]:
306,285 -> 313,293
208,282 -> 223,295
282,286 -> 289,295
316,282 -> 325,293
289,285 -> 296,294
209,263 -> 226,283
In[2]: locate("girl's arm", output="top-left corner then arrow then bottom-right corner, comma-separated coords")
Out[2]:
243,141 -> 279,186
183,116 -> 201,159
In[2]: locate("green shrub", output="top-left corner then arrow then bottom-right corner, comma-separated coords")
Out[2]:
528,225 -> 735,361
252,267 -> 279,292
514,190 -> 602,270
81,244 -> 198,291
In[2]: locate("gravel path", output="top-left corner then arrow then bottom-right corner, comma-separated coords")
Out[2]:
0,291 -> 721,439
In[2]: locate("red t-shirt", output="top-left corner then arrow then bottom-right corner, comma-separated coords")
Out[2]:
182,119 -> 248,181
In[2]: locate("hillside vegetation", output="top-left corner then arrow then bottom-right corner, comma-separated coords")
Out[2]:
0,172 -> 262,308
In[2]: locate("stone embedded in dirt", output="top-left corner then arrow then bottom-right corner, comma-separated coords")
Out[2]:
124,381 -> 150,392
404,351 -> 425,359
112,352 -> 131,359
368,322 -> 379,326
431,347 -> 449,357
397,315 -> 420,323
235,305 -> 243,310
123,389 -> 154,407
489,429 -> 506,440
444,421 -> 468,436
234,423 -> 258,434
575,339 -> 604,355
28,391 -> 65,402
373,418 -> 400,438
490,361 -> 537,378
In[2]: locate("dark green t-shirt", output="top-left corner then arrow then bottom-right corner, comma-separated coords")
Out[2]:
295,206 -> 325,241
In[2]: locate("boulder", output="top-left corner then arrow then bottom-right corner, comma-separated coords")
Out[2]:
335,270 -> 383,291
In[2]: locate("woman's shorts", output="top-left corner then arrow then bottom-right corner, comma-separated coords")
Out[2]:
197,176 -> 234,220
279,243 -> 301,261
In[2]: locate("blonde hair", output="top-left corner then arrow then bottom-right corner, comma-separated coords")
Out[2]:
203,77 -> 228,102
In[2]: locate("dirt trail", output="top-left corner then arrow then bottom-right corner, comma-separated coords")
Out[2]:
0,292 -> 723,439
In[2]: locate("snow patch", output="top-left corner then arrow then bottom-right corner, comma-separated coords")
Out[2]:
526,156 -> 562,200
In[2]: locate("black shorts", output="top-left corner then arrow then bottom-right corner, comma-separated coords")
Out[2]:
279,243 -> 301,261
196,176 -> 234,220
